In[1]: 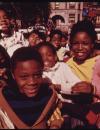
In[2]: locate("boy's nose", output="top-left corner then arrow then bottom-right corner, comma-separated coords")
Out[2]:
79,44 -> 83,50
28,77 -> 36,85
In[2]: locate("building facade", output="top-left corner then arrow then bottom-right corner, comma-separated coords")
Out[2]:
50,2 -> 83,33
50,2 -> 100,42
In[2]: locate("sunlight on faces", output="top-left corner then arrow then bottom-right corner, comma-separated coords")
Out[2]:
38,46 -> 57,71
71,32 -> 94,63
13,60 -> 43,97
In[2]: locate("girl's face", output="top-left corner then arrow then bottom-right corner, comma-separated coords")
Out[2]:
38,46 -> 57,71
71,32 -> 94,63
28,33 -> 42,46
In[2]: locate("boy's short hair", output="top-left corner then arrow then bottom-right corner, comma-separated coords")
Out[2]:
70,20 -> 97,45
27,30 -> 46,41
50,29 -> 62,39
11,47 -> 44,71
35,42 -> 57,55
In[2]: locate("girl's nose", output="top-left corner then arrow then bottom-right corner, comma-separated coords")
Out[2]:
79,43 -> 83,50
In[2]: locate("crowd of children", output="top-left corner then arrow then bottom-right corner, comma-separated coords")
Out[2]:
0,7 -> 100,129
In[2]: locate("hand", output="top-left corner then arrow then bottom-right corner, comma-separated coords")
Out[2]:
71,81 -> 94,94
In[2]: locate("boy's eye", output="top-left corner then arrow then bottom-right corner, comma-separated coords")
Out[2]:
47,54 -> 52,57
83,41 -> 90,45
19,75 -> 28,79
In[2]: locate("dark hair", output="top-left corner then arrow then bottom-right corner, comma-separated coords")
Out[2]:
0,45 -> 11,68
11,47 -> 44,71
70,20 -> 97,45
0,7 -> 11,18
27,30 -> 46,41
50,29 -> 62,39
62,32 -> 68,40
35,42 -> 57,55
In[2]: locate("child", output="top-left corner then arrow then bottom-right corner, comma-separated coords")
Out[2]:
65,19 -> 100,128
36,42 -> 80,101
28,30 -> 46,47
0,7 -> 29,57
67,19 -> 99,83
50,30 -> 70,61
50,29 -> 62,51
0,47 -> 63,129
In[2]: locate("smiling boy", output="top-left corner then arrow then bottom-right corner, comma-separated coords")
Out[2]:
0,47 -> 63,129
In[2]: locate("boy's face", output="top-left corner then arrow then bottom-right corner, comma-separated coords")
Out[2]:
39,46 -> 57,71
13,60 -> 43,97
0,10 -> 10,32
28,33 -> 42,46
71,32 -> 94,63
51,34 -> 61,49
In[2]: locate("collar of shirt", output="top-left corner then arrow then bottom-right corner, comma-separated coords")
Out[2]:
44,62 -> 60,72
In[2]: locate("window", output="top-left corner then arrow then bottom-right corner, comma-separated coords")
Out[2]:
69,2 -> 76,9
55,2 -> 60,9
69,14 -> 75,23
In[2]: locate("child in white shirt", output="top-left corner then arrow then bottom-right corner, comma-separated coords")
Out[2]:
36,42 -> 81,101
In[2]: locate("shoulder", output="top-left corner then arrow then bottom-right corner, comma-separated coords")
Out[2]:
66,57 -> 74,64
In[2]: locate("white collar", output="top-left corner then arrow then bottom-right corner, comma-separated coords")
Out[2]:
44,62 -> 60,72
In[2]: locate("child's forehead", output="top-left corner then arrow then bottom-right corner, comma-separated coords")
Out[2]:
39,45 -> 53,52
72,32 -> 93,41
15,59 -> 41,67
